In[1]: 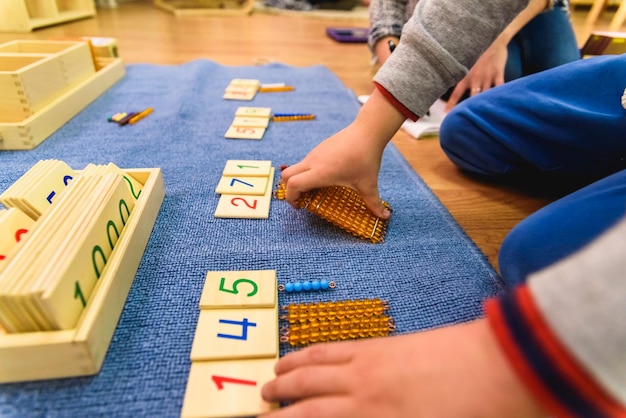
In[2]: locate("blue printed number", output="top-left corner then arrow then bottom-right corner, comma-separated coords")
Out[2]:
219,277 -> 258,297
230,178 -> 254,188
217,318 -> 257,340
46,175 -> 73,204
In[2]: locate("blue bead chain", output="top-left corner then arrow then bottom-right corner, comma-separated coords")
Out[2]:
278,279 -> 337,292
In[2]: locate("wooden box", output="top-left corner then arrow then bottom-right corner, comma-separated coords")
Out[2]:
0,168 -> 165,384
0,0 -> 96,33
0,41 -> 96,122
0,40 -> 124,150
154,0 -> 254,16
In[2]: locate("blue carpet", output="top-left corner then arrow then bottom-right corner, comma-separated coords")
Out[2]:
0,60 -> 503,417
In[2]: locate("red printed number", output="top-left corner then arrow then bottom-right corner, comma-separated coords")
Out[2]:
230,197 -> 257,209
15,228 -> 28,242
1,228 -> 29,260
211,375 -> 257,390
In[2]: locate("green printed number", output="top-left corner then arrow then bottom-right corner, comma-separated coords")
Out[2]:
123,176 -> 141,200
75,281 -> 86,308
92,245 -> 107,279
219,277 -> 258,297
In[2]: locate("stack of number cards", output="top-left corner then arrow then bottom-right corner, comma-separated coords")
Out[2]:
214,160 -> 275,219
0,159 -> 76,220
0,208 -> 35,265
0,161 -> 144,332
222,79 -> 261,101
181,270 -> 280,418
225,106 -> 272,140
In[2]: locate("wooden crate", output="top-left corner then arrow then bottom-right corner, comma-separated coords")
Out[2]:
0,41 -> 124,150
0,41 -> 96,122
0,168 -> 165,384
154,0 -> 254,16
0,40 -> 97,86
0,0 -> 96,33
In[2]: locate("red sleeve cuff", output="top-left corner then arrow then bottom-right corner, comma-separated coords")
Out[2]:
373,82 -> 419,122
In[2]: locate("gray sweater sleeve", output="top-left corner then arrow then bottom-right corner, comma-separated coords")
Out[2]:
368,0 -> 409,53
373,0 -> 529,117
528,215 -> 626,404
368,0 -> 418,53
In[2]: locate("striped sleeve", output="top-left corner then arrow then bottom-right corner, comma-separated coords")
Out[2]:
485,287 -> 626,417
368,0 -> 410,53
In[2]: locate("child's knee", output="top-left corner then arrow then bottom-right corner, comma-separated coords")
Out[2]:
439,107 -> 474,168
499,227 -> 536,287
439,107 -> 465,156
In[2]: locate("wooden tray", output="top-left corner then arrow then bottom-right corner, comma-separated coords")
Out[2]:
0,55 -> 124,150
0,168 -> 165,383
154,0 -> 254,17
0,0 -> 96,33
0,40 -> 96,122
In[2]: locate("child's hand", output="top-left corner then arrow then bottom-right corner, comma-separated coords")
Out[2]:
281,121 -> 390,219
444,34 -> 508,111
261,319 -> 545,418
281,89 -> 404,220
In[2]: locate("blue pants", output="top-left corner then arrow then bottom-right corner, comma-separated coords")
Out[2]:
504,8 -> 580,81
439,55 -> 626,286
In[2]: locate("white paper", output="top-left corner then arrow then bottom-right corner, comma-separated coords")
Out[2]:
357,95 -> 448,139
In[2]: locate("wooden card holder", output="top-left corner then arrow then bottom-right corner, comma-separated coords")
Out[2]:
0,40 -> 125,150
0,0 -> 96,33
154,0 -> 254,17
0,168 -> 165,384
0,41 -> 96,122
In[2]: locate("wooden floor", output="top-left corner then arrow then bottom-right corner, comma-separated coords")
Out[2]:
0,1 -> 616,272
